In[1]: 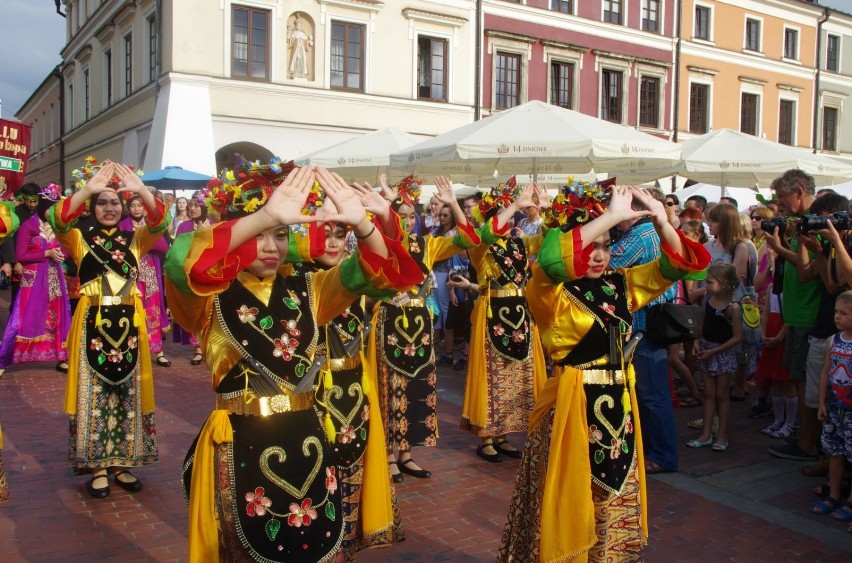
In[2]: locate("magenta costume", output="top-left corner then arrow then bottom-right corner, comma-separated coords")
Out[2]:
0,215 -> 72,367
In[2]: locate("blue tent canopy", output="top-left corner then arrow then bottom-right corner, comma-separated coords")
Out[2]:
140,166 -> 212,190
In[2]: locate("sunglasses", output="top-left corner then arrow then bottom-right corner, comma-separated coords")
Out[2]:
665,201 -> 676,207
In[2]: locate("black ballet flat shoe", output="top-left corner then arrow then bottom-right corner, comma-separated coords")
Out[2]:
388,461 -> 404,484
156,356 -> 172,367
476,445 -> 503,464
113,471 -> 143,492
494,441 -> 523,459
87,476 -> 110,498
190,353 -> 203,366
398,458 -> 431,478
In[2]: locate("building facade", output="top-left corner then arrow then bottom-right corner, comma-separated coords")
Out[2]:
816,8 -> 852,161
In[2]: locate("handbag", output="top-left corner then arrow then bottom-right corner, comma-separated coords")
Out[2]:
646,299 -> 703,346
739,300 -> 761,345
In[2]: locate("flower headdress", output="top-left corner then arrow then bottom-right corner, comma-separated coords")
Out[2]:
543,177 -> 614,231
203,155 -> 307,218
71,156 -> 143,192
39,183 -> 63,202
393,174 -> 422,208
473,176 -> 519,224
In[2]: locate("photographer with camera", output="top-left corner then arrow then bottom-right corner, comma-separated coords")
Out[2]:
763,170 -> 825,464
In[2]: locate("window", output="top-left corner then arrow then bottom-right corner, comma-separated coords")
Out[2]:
148,14 -> 157,82
642,0 -> 660,33
603,0 -> 622,25
783,28 -> 798,60
745,18 -> 760,52
84,68 -> 90,119
694,5 -> 710,40
689,83 -> 709,133
67,82 -> 74,129
105,49 -> 112,105
331,21 -> 365,92
124,33 -> 133,95
823,106 -> 838,151
550,61 -> 574,109
827,34 -> 839,72
495,52 -> 521,109
232,7 -> 269,80
741,93 -> 759,136
640,76 -> 660,128
778,100 -> 794,145
601,70 -> 622,122
417,36 -> 447,102
551,0 -> 572,13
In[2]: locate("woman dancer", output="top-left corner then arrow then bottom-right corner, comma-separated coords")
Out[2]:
49,160 -> 170,498
0,184 -> 72,376
460,180 -> 546,463
120,195 -> 171,366
166,164 -> 420,562
369,175 -> 479,482
499,183 -> 709,562
173,192 -> 211,365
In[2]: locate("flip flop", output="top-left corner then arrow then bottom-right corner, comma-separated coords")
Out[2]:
830,502 -> 852,521
810,497 -> 842,515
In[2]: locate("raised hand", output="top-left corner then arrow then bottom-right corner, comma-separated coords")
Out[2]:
314,168 -> 369,228
260,166 -> 320,227
378,173 -> 397,202
515,183 -> 539,210
83,162 -> 117,196
434,176 -> 456,205
352,181 -> 390,220
608,185 -> 650,224
114,163 -> 146,195
534,184 -> 551,209
628,186 -> 665,224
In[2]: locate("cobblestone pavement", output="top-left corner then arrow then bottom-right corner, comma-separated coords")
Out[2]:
0,299 -> 850,561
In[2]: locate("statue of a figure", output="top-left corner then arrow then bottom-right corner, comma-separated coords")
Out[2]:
288,16 -> 313,79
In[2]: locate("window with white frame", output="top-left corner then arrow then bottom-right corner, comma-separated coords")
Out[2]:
148,13 -> 157,83
601,69 -> 623,122
694,4 -> 711,40
84,68 -> 90,119
689,82 -> 709,133
104,49 -> 112,106
745,18 -> 761,52
603,0 -> 622,25
778,99 -> 795,145
552,0 -> 572,13
784,28 -> 798,60
67,81 -> 74,129
823,106 -> 839,151
232,6 -> 269,80
827,34 -> 840,72
639,75 -> 661,128
124,32 -> 133,95
550,61 -> 574,109
642,0 -> 661,33
740,92 -> 760,135
331,21 -> 365,92
417,36 -> 448,102
496,52 -> 522,109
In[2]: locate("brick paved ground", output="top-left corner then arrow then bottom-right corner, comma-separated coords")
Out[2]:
0,291 -> 850,561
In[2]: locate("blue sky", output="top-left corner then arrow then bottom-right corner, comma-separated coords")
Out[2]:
3,0 -> 852,120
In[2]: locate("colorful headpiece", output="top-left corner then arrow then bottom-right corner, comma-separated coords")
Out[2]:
393,174 -> 422,208
473,176 -> 519,224
202,155 -> 309,218
543,177 -> 614,231
39,183 -> 63,202
71,156 -> 143,192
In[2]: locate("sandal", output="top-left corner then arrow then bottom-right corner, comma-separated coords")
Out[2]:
191,353 -> 203,366
678,396 -> 702,408
830,501 -> 852,521
810,497 -> 842,515
156,355 -> 172,367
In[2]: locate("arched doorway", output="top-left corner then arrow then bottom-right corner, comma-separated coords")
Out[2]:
215,142 -> 274,172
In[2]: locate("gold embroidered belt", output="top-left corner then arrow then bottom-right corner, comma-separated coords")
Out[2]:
98,295 -> 136,306
216,391 -> 314,417
404,298 -> 425,307
318,354 -> 362,371
488,287 -> 525,298
581,369 -> 626,385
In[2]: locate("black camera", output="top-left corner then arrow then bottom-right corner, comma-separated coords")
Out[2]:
761,217 -> 788,236
796,211 -> 852,234
449,267 -> 468,283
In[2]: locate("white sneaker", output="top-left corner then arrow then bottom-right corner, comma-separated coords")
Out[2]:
770,425 -> 793,439
761,421 -> 783,435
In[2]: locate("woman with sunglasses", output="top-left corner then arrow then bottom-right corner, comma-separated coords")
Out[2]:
665,194 -> 681,228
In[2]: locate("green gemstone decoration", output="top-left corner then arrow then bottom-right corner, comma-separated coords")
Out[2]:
502,336 -> 510,347
584,291 -> 594,301
621,441 -> 629,454
295,363 -> 305,376
348,320 -> 356,333
602,286 -> 615,296
240,462 -> 247,468
283,298 -> 299,310
122,264 -> 129,272
393,349 -> 401,358
594,449 -> 605,464
417,348 -> 425,357
360,427 -> 367,440
325,502 -> 336,521
125,352 -> 133,362
97,354 -> 106,365
259,316 -> 273,330
105,241 -> 112,250
265,519 -> 281,541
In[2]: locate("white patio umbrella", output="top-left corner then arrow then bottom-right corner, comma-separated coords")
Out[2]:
677,128 -> 852,191
673,183 -> 773,211
296,127 -> 422,184
389,100 -> 682,184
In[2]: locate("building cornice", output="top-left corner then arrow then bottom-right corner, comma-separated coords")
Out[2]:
402,8 -> 467,27
484,29 -> 537,44
316,0 -> 384,12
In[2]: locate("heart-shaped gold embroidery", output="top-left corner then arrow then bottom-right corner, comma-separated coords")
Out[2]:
593,394 -> 626,439
327,383 -> 363,428
497,305 -> 526,331
259,436 -> 323,499
97,317 -> 131,350
394,314 -> 425,344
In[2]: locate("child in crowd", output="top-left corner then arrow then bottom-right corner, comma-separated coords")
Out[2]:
757,284 -> 795,438
810,290 -> 852,525
687,263 -> 742,452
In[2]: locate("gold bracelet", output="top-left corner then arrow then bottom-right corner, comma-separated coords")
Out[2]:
355,223 -> 377,240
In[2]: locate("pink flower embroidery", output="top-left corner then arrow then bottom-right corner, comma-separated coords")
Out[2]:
90,337 -> 103,351
610,438 -> 622,458
625,415 -> 634,434
273,337 -> 296,361
107,349 -> 123,363
404,343 -> 416,357
589,424 -> 603,443
287,499 -> 317,527
512,330 -> 525,342
126,336 -> 138,349
92,236 -> 105,247
237,305 -> 258,323
245,487 -> 272,517
337,425 -> 356,444
109,249 -> 125,263
325,467 -> 338,495
386,334 -> 399,346
493,324 -> 505,337
599,302 -> 615,315
360,405 -> 370,421
115,235 -> 127,245
421,334 -> 430,345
